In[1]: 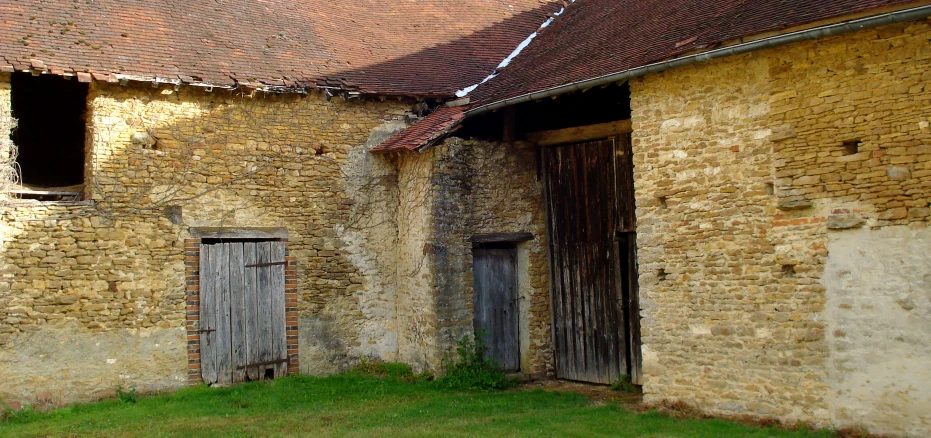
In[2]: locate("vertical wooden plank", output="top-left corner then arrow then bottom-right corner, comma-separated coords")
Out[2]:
487,251 -> 503,367
600,139 -> 618,384
595,242 -> 608,384
577,147 -> 590,382
215,243 -> 233,385
616,133 -> 637,233
506,249 -> 519,370
543,146 -> 566,379
243,242 -> 260,381
562,146 -> 579,381
612,237 -> 628,381
473,249 -> 486,350
229,242 -> 247,383
256,242 -> 272,377
199,245 -> 218,384
599,141 -> 618,384
271,241 -> 288,378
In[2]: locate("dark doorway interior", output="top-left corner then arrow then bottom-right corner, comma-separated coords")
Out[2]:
10,72 -> 88,188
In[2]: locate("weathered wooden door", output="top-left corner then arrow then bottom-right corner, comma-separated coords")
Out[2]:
472,245 -> 520,371
200,241 -> 288,385
543,135 -> 641,385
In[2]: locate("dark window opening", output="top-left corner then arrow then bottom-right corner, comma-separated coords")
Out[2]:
842,140 -> 861,156
10,72 -> 88,192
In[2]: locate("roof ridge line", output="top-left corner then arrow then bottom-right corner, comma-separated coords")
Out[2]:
452,0 -> 577,99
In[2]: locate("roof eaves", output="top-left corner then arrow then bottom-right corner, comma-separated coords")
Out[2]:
371,106 -> 466,152
465,3 -> 931,118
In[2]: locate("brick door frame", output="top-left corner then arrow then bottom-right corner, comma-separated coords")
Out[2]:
184,228 -> 298,385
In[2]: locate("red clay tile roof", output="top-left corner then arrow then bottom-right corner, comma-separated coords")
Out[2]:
378,0 -> 921,150
371,106 -> 465,152
0,0 -> 560,97
466,0 -> 920,105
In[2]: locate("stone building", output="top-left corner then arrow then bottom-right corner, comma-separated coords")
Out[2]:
2,0 -> 930,436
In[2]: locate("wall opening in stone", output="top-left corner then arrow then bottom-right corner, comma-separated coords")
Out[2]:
9,72 -> 88,192
542,137 -> 641,385
196,239 -> 293,385
456,81 -> 631,141
842,140 -> 861,156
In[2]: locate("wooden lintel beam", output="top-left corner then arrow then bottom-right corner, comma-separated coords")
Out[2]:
525,119 -> 632,146
470,232 -> 534,243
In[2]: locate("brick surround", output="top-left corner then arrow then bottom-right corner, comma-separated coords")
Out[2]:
184,238 -> 299,385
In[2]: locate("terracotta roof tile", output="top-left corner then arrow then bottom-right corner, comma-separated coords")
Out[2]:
1,0 -> 560,96
371,106 -> 465,152
382,0 -> 921,151
467,0 -> 920,105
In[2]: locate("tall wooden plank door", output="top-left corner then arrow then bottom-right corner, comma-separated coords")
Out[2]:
543,136 -> 640,385
472,245 -> 520,372
200,240 -> 288,384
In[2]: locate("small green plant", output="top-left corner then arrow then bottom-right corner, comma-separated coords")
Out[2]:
610,374 -> 640,393
437,331 -> 516,391
115,384 -> 139,404
1,403 -> 36,423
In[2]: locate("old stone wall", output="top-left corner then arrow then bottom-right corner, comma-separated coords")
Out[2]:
395,149 -> 439,370
430,141 -> 474,360
388,137 -> 551,376
631,19 -> 931,436
416,138 -> 551,376
458,139 -> 551,375
0,80 -> 410,404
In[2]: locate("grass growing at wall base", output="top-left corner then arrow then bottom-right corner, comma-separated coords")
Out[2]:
1,371 -> 834,438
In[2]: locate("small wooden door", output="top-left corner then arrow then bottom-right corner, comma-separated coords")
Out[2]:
200,241 -> 287,385
472,245 -> 520,371
543,135 -> 641,385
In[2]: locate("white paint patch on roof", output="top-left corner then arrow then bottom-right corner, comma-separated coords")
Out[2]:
454,1 -> 574,98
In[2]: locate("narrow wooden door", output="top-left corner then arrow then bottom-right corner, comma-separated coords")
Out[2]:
543,135 -> 641,385
200,241 -> 287,385
473,245 -> 520,371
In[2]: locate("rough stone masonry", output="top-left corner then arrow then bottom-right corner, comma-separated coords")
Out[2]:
0,80 -> 412,404
631,20 -> 931,437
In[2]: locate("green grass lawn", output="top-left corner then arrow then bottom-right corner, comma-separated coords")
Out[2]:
1,373 -> 833,438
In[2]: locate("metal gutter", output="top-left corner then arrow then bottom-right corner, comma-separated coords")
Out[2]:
464,4 -> 931,117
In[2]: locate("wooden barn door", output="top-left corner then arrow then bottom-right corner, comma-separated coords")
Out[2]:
472,244 -> 520,371
543,135 -> 641,385
200,241 -> 288,385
